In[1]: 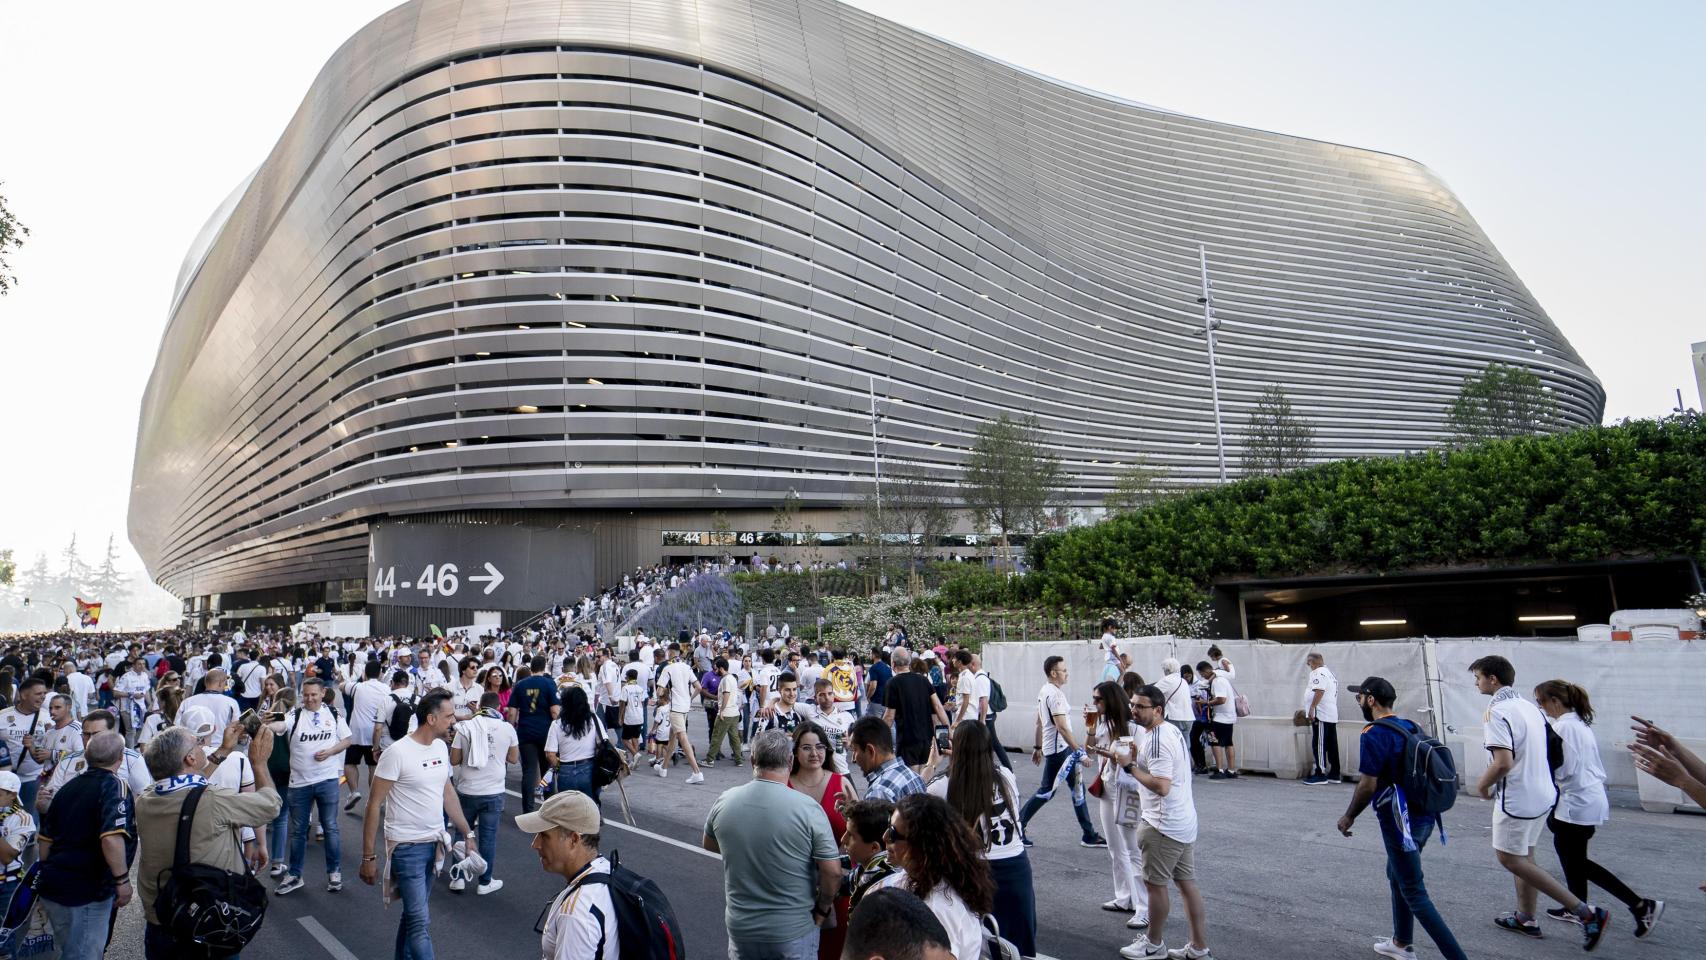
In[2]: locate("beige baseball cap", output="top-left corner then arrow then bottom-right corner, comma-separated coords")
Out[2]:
514,790 -> 601,835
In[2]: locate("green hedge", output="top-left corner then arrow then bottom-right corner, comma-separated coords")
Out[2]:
1025,415 -> 1706,609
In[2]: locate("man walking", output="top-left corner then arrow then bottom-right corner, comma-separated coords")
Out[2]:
1019,656 -> 1105,847
655,649 -> 705,784
1155,659 -> 1194,743
34,732 -> 135,960
277,677 -> 352,896
346,659 -> 392,813
703,730 -> 842,959
1118,685 -> 1210,960
508,657 -> 559,813
449,692 -> 518,895
846,716 -> 925,803
1197,661 -> 1238,780
518,791 -> 621,960
1335,676 -> 1467,960
1470,655 -> 1608,949
883,649 -> 949,775
1302,652 -> 1341,784
708,658 -> 745,765
360,690 -> 476,960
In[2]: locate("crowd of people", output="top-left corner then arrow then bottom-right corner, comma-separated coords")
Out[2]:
0,606 -> 1690,960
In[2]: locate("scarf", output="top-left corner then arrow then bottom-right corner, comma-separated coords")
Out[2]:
152,772 -> 209,796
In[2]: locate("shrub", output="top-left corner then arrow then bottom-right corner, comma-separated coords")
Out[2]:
633,575 -> 743,638
1031,415 -> 1706,609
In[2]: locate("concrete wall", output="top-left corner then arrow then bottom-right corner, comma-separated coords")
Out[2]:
981,637 -> 1706,797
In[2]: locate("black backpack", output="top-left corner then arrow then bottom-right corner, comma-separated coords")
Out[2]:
153,786 -> 268,959
566,851 -> 685,960
387,694 -> 415,742
980,672 -> 1008,714
1374,717 -> 1458,816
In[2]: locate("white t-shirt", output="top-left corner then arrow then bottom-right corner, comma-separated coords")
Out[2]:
0,803 -> 36,877
65,674 -> 95,716
928,766 -> 1024,860
181,693 -> 239,734
234,661 -> 268,699
1100,633 -> 1123,680
1155,673 -> 1194,723
957,669 -> 979,716
752,664 -> 780,705
1133,721 -> 1197,843
349,679 -> 393,747
375,735 -> 452,843
1036,683 -> 1072,756
1484,690 -> 1559,819
0,708 -> 50,782
1208,676 -> 1237,724
545,718 -> 601,763
620,683 -> 646,726
42,747 -> 153,798
286,706 -> 351,788
453,715 -> 518,797
1550,711 -> 1609,826
658,662 -> 697,713
1305,667 -> 1339,724
598,660 -> 621,706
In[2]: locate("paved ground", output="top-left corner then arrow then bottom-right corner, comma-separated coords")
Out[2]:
109,748 -> 1705,959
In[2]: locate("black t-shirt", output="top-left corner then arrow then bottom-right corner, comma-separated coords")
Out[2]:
38,769 -> 135,906
887,672 -> 936,747
511,676 -> 559,744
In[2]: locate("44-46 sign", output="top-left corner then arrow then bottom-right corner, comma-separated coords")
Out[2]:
372,561 -> 506,599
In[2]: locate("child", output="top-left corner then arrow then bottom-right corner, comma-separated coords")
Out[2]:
649,707 -> 673,776
841,798 -> 898,909
619,667 -> 645,762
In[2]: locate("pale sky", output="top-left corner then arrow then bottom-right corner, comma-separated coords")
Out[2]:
1,0 -> 1701,591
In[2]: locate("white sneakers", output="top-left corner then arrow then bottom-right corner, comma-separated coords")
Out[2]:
326,872 -> 343,893
1120,938 -> 1166,960
1372,938 -> 1416,960
1103,899 -> 1132,912
273,875 -> 305,896
656,763 -> 668,778
1166,945 -> 1212,960
477,878 -> 504,895
268,863 -> 287,879
686,772 -> 705,784
1128,914 -> 1151,929
449,874 -> 467,892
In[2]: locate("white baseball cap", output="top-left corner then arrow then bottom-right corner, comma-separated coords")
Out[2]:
177,705 -> 219,741
0,771 -> 20,794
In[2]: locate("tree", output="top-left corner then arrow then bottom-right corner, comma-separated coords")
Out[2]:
882,467 -> 956,576
59,534 -> 88,597
709,510 -> 733,549
1448,362 -> 1558,445
0,185 -> 26,296
1104,456 -> 1170,514
0,549 -> 14,587
770,490 -> 802,560
1243,383 -> 1316,475
87,534 -> 129,602
961,414 -> 1063,566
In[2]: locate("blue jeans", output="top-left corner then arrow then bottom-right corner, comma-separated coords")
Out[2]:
40,896 -> 112,960
288,777 -> 342,878
457,792 -> 504,884
1018,749 -> 1098,840
268,785 -> 290,865
555,759 -> 602,805
1382,817 -> 1468,960
728,929 -> 819,960
391,841 -> 437,960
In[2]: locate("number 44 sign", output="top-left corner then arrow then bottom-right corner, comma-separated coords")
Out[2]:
373,561 -> 505,599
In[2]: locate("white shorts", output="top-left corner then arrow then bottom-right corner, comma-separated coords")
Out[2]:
1491,805 -> 1548,855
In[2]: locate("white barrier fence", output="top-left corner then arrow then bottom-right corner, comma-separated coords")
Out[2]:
980,637 -> 1706,808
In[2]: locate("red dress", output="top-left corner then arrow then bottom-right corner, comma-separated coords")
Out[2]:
792,770 -> 849,960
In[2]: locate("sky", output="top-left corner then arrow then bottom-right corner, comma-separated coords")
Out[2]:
0,0 -> 1701,597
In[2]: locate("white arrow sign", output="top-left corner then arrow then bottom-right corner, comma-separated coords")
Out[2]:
468,562 -> 505,595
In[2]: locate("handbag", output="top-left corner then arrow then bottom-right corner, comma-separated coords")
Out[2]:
981,914 -> 1021,960
1087,758 -> 1106,799
1113,775 -> 1143,827
591,716 -> 625,788
1292,709 -> 1310,727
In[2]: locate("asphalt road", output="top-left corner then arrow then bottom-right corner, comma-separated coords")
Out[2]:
108,748 -> 1706,960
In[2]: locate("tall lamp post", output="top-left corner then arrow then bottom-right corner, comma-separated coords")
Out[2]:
1197,244 -> 1228,483
869,377 -> 887,589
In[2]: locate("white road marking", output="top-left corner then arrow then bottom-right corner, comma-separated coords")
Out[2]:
299,915 -> 361,960
504,788 -> 720,859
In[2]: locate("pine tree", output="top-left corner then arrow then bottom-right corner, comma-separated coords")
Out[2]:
87,534 -> 129,602
59,534 -> 89,598
1242,383 -> 1316,476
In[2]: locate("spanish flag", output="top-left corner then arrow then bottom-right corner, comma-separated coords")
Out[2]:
75,597 -> 102,628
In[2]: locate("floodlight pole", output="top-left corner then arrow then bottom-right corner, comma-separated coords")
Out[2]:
1198,244 -> 1228,483
870,377 -> 886,588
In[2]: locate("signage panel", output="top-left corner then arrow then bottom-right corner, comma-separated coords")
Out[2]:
367,522 -> 594,611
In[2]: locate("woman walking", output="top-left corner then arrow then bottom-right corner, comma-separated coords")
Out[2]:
931,719 -> 1037,957
1534,680 -> 1664,938
1088,680 -> 1148,931
790,723 -> 855,960
545,686 -> 604,804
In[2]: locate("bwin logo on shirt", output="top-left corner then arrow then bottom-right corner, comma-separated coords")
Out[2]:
297,730 -> 336,744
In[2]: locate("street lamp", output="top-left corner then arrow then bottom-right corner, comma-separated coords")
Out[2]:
1197,244 -> 1228,483
22,597 -> 70,630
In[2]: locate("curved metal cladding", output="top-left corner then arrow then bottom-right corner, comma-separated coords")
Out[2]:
131,0 -> 1603,598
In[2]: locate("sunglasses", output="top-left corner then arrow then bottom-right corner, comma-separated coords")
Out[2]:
884,824 -> 908,844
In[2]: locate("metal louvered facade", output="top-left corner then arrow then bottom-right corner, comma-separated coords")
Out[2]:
130,0 -> 1602,602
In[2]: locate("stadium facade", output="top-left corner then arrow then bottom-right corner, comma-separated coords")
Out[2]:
129,0 -> 1604,630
